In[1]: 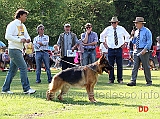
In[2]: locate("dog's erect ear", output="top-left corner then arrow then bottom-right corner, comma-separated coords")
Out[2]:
99,54 -> 105,64
100,54 -> 105,60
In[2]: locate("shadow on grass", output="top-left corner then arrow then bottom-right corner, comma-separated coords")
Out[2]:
51,98 -> 141,108
135,83 -> 160,87
53,98 -> 120,106
98,74 -> 160,88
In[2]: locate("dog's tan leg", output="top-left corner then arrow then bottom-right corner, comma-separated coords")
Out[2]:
57,84 -> 70,101
46,90 -> 56,101
90,82 -> 97,103
86,83 -> 97,103
46,77 -> 64,101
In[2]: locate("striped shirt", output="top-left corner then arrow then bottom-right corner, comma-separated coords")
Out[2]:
33,35 -> 49,51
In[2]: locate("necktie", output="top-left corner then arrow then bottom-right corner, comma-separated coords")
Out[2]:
136,29 -> 140,49
114,28 -> 118,46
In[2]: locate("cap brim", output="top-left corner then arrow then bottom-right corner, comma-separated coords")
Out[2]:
64,24 -> 71,27
65,25 -> 70,27
85,25 -> 92,28
109,21 -> 120,22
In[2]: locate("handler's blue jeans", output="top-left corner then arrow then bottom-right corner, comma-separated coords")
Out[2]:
35,51 -> 52,83
82,49 -> 96,66
2,49 -> 30,92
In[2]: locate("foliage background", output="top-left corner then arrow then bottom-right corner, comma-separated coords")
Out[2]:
0,0 -> 160,46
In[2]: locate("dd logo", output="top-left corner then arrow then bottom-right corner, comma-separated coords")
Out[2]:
138,106 -> 149,112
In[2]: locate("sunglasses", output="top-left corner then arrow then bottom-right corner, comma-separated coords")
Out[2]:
134,22 -> 139,24
111,22 -> 116,24
86,27 -> 92,29
39,28 -> 44,30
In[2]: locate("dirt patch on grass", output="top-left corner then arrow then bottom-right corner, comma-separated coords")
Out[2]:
20,112 -> 43,119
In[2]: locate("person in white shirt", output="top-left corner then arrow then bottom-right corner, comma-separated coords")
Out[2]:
100,16 -> 130,84
33,24 -> 52,83
1,9 -> 36,94
99,38 -> 108,60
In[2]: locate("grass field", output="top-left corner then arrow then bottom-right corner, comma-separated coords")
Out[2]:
0,69 -> 160,119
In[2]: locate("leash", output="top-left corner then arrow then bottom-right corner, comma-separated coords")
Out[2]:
57,57 -> 97,73
57,57 -> 79,67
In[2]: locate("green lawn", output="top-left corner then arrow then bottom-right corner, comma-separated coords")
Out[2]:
0,69 -> 160,119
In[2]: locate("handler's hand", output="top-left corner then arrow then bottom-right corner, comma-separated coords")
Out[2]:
131,30 -> 135,35
141,49 -> 148,55
71,47 -> 75,52
37,42 -> 43,46
86,30 -> 91,34
103,43 -> 108,49
121,43 -> 127,48
26,39 -> 30,43
21,38 -> 26,43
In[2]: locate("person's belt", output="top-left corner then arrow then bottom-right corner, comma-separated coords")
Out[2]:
36,50 -> 48,52
109,47 -> 121,50
84,48 -> 95,51
103,52 -> 108,54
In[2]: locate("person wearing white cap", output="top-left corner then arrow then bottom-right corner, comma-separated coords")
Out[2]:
127,17 -> 152,86
57,23 -> 79,70
100,16 -> 130,84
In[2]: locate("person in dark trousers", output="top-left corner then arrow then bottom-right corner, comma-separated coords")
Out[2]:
127,17 -> 152,86
100,16 -> 130,84
57,23 -> 79,70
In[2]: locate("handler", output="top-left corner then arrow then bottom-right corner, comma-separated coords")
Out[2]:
127,17 -> 152,86
57,23 -> 79,70
2,9 -> 36,94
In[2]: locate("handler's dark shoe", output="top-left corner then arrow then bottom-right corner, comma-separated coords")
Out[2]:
118,80 -> 123,84
146,83 -> 152,86
127,82 -> 136,86
36,81 -> 41,84
36,80 -> 41,83
108,80 -> 114,84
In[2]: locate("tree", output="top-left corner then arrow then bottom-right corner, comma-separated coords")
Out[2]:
113,0 -> 160,44
0,0 -> 115,46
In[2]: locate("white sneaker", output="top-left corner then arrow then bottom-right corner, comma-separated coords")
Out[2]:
1,91 -> 14,94
24,88 -> 36,94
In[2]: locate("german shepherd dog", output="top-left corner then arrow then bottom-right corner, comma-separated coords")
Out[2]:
46,54 -> 113,103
